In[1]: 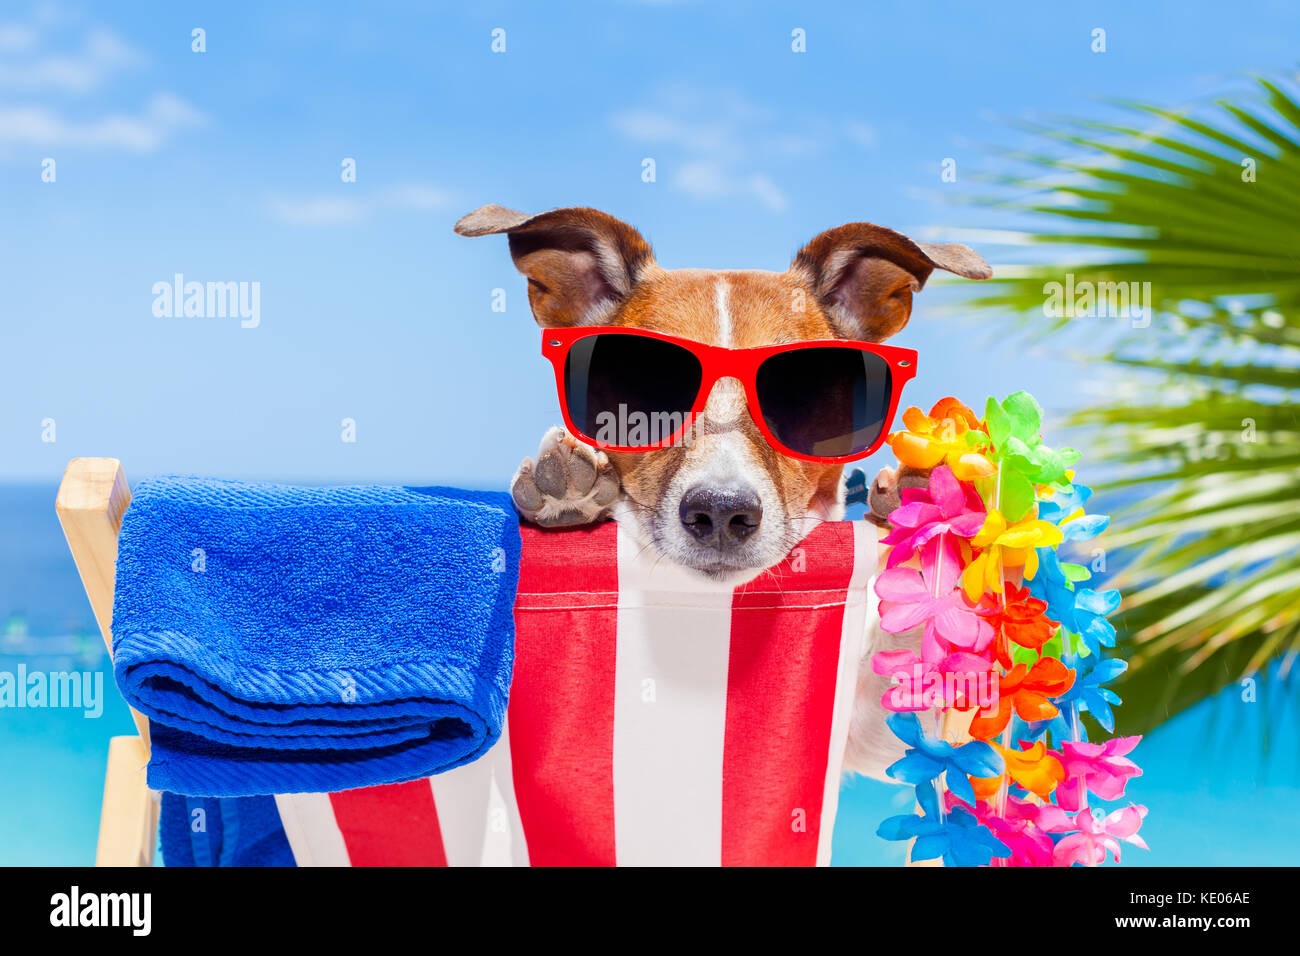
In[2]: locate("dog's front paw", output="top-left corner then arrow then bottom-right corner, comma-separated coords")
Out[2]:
511,426 -> 621,527
867,464 -> 932,528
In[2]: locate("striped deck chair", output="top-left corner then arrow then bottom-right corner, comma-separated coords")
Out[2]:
58,457 -> 944,867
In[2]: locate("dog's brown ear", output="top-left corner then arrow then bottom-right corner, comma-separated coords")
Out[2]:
788,222 -> 991,342
455,204 -> 656,327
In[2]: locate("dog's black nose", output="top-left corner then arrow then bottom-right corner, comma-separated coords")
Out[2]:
679,484 -> 763,548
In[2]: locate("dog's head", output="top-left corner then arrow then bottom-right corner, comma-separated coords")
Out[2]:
457,204 -> 990,580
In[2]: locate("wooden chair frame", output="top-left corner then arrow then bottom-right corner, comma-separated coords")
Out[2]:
57,457 -> 158,866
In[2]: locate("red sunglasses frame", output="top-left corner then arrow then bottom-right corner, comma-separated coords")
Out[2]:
541,326 -> 918,464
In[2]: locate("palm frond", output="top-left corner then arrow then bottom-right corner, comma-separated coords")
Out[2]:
960,74 -> 1300,736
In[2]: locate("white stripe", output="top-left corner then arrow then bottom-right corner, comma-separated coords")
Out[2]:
273,792 -> 351,867
477,721 -> 530,866
714,278 -> 731,345
428,756 -> 494,868
815,520 -> 879,866
480,769 -> 514,867
418,721 -> 530,866
490,721 -> 532,866
613,524 -> 734,866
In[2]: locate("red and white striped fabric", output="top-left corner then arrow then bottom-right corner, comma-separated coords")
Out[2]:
273,519 -> 879,866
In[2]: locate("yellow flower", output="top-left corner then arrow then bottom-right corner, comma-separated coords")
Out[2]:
962,510 -> 1064,601
992,741 -> 1065,801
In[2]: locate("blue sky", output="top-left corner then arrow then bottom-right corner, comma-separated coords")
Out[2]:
3,0 -> 1299,489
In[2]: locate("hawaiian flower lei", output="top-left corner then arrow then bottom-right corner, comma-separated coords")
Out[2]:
871,392 -> 1147,867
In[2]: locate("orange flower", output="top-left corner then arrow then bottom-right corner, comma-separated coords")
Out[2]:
992,741 -> 1065,800
888,398 -> 995,481
990,585 -> 1059,668
968,658 -> 1075,740
970,774 -> 1003,802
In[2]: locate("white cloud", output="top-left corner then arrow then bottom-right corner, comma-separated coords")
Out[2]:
0,25 -> 139,92
0,93 -> 205,151
266,195 -> 369,227
383,183 -> 454,210
746,173 -> 789,212
609,109 -> 734,154
0,8 -> 204,156
673,159 -> 731,197
266,184 -> 455,226
843,119 -> 877,149
673,160 -> 788,212
0,23 -> 37,51
610,84 -> 874,211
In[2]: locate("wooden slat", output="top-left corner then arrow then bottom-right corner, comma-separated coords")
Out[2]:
95,735 -> 159,867
55,457 -> 149,747
56,458 -> 159,867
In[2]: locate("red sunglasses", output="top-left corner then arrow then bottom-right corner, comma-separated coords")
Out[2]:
542,327 -> 917,464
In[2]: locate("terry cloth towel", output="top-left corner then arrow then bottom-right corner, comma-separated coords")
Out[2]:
111,476 -> 521,797
160,794 -> 296,866
269,519 -> 880,867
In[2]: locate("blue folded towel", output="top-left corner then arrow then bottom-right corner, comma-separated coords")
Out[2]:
111,476 -> 521,797
160,793 -> 296,866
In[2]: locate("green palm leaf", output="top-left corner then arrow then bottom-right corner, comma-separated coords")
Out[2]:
959,74 -> 1300,736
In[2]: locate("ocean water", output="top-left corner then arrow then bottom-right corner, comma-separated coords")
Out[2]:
1,483 -> 1295,866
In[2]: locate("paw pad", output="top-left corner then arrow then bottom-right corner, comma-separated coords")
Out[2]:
511,427 -> 620,527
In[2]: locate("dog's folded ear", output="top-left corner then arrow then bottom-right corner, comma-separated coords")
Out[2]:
455,204 -> 657,327
788,222 -> 991,342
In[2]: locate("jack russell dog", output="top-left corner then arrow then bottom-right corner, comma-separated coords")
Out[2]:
455,203 -> 991,781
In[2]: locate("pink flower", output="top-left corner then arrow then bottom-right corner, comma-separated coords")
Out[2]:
882,465 -> 986,569
870,648 -> 996,712
1056,735 -> 1143,811
1051,806 -> 1148,866
1013,799 -> 1075,835
875,541 -> 996,660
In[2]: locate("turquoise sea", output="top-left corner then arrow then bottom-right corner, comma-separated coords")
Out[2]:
1,483 -> 1296,866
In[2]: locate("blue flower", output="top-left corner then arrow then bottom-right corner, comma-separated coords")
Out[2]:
1037,483 -> 1090,525
1028,546 -> 1082,625
877,783 -> 1011,867
1072,587 -> 1121,657
884,712 -> 1003,806
1039,484 -> 1110,541
1028,548 -> 1120,657
1061,513 -> 1110,542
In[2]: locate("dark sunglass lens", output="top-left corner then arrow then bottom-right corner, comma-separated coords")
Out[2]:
564,334 -> 703,447
755,347 -> 892,458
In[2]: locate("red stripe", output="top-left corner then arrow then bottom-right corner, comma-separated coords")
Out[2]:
508,522 -> 620,865
721,522 -> 857,866
329,780 -> 447,867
